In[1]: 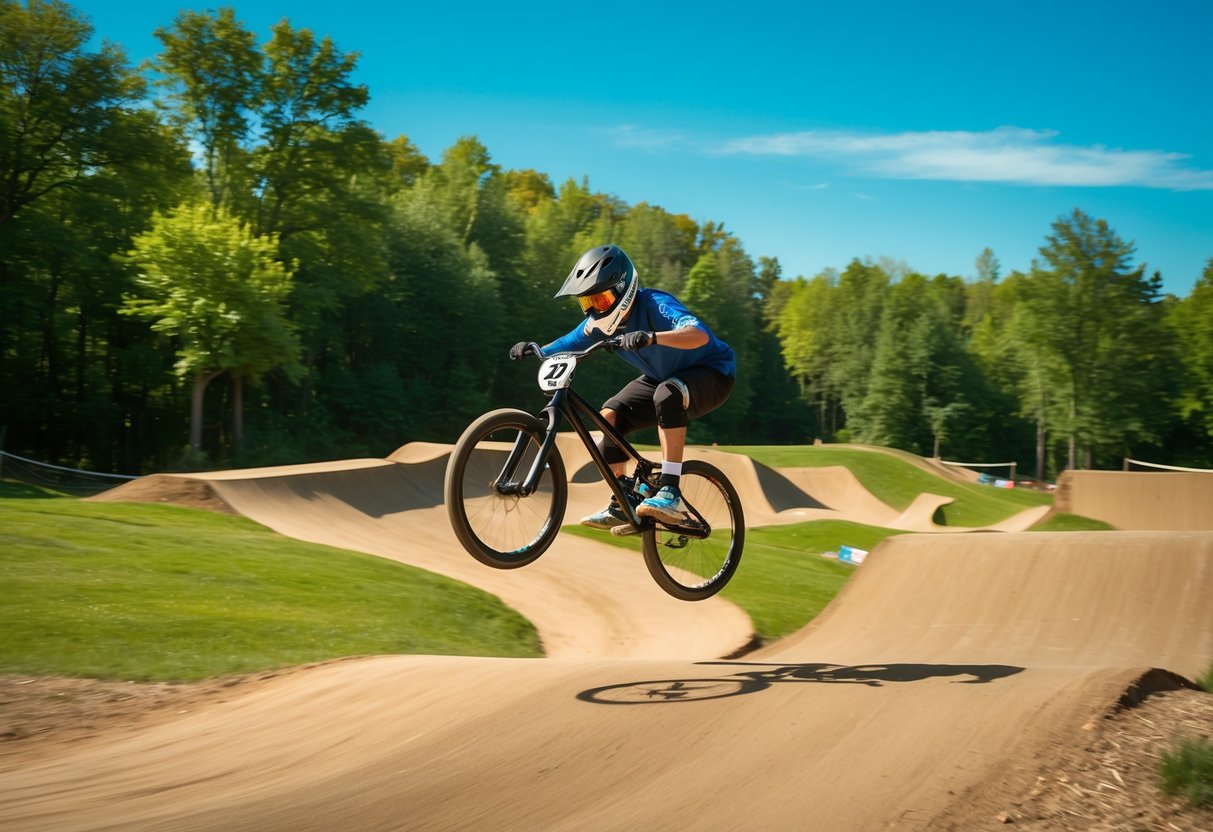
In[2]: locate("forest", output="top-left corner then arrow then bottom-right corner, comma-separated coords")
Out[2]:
2,0 -> 1211,480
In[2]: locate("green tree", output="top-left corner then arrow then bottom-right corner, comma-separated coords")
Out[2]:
823,259 -> 889,435
0,0 -> 192,469
851,273 -> 968,454
615,202 -> 700,293
0,0 -> 145,224
772,273 -> 836,437
681,239 -> 759,443
1017,209 -> 1169,472
152,7 -> 261,209
125,202 -> 301,453
1166,258 -> 1213,458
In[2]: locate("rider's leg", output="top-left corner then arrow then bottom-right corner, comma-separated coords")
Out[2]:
657,425 -> 686,483
638,370 -> 734,523
637,381 -> 692,522
600,408 -> 627,479
580,407 -> 640,530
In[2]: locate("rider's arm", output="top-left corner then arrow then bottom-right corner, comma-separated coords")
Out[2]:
653,325 -> 709,351
540,321 -> 597,357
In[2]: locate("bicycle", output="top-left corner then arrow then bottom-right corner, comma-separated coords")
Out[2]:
444,336 -> 744,601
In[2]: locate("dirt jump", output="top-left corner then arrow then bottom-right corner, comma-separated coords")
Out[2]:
2,446 -> 1211,831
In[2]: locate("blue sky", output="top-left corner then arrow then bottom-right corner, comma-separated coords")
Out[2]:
72,0 -> 1212,296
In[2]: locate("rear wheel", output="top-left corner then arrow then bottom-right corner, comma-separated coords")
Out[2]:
444,408 -> 567,568
641,459 -> 744,601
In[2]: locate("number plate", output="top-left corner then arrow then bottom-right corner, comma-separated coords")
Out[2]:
537,353 -> 577,391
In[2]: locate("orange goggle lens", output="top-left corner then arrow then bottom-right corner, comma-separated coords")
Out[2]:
577,288 -> 618,315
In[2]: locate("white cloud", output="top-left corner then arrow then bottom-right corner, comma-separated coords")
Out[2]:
605,125 -> 685,151
714,126 -> 1213,191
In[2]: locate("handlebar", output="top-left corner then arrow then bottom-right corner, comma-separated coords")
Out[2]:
511,336 -> 624,361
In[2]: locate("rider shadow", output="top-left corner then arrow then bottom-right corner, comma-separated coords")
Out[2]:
577,661 -> 1026,705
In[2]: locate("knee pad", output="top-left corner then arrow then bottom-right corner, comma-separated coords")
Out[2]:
653,378 -> 691,429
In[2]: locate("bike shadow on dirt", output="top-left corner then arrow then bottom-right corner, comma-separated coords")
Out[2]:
577,661 -> 1025,705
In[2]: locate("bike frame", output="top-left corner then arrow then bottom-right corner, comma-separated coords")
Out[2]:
493,339 -> 714,539
512,381 -> 653,528
495,342 -> 646,525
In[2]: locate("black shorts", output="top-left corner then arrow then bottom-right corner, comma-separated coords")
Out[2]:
603,366 -> 735,432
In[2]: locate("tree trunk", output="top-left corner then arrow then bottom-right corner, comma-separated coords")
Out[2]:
232,374 -> 244,448
190,369 -> 224,451
1035,418 -> 1046,482
1067,398 -> 1077,470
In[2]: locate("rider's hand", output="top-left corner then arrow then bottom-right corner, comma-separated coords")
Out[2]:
618,331 -> 656,351
509,341 -> 540,360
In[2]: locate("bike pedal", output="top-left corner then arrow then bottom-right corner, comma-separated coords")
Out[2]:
610,524 -> 642,537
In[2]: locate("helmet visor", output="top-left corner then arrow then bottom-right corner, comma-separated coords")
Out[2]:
577,287 -> 620,315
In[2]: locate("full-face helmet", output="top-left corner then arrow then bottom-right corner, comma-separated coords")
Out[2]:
554,244 -> 638,336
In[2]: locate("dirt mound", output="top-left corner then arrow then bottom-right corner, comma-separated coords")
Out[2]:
90,473 -> 237,514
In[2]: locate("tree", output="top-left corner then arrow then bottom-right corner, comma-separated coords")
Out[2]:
152,7 -> 261,209
681,240 -> 759,443
615,202 -> 699,293
0,0 -> 148,225
1166,258 -> 1213,454
823,259 -> 889,434
0,0 -> 192,468
852,273 -> 967,454
1018,209 -> 1169,471
125,201 -> 301,453
773,274 -> 836,436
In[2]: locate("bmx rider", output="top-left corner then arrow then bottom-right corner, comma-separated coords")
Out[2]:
510,244 -> 736,530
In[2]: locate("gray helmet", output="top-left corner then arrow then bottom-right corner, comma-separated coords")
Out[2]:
554,244 -> 639,336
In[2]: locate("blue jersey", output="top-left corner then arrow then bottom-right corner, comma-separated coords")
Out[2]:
543,288 -> 736,380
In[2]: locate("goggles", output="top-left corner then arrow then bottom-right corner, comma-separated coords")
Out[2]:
576,286 -> 620,315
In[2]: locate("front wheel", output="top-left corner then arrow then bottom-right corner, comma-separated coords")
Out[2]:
444,408 -> 567,568
641,459 -> 744,601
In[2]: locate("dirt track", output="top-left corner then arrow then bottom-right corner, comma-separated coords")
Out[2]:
2,447 -> 1211,831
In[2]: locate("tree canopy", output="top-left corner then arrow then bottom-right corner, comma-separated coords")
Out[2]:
1,1 -> 1209,475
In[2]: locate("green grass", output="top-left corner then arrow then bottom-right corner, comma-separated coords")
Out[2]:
1156,663 -> 1213,809
1159,737 -> 1213,808
565,518 -> 904,643
722,444 -> 1052,528
1028,512 -> 1114,531
0,487 -> 541,681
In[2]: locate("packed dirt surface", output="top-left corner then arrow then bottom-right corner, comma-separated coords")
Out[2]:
2,445 -> 1211,831
4,674 -> 1208,830
1056,469 -> 1213,530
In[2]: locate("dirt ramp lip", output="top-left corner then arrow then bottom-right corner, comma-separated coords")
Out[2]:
89,474 -> 237,514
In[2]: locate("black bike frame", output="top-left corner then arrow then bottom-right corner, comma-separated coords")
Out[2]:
497,339 -> 713,540
514,382 -> 654,528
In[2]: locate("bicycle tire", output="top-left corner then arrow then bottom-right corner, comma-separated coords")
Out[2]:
641,459 -> 744,601
444,408 -> 567,568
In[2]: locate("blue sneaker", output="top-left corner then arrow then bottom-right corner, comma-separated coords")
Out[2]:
636,485 -> 686,524
580,500 -> 630,531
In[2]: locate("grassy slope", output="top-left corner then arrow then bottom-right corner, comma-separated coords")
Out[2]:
0,484 -> 541,681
